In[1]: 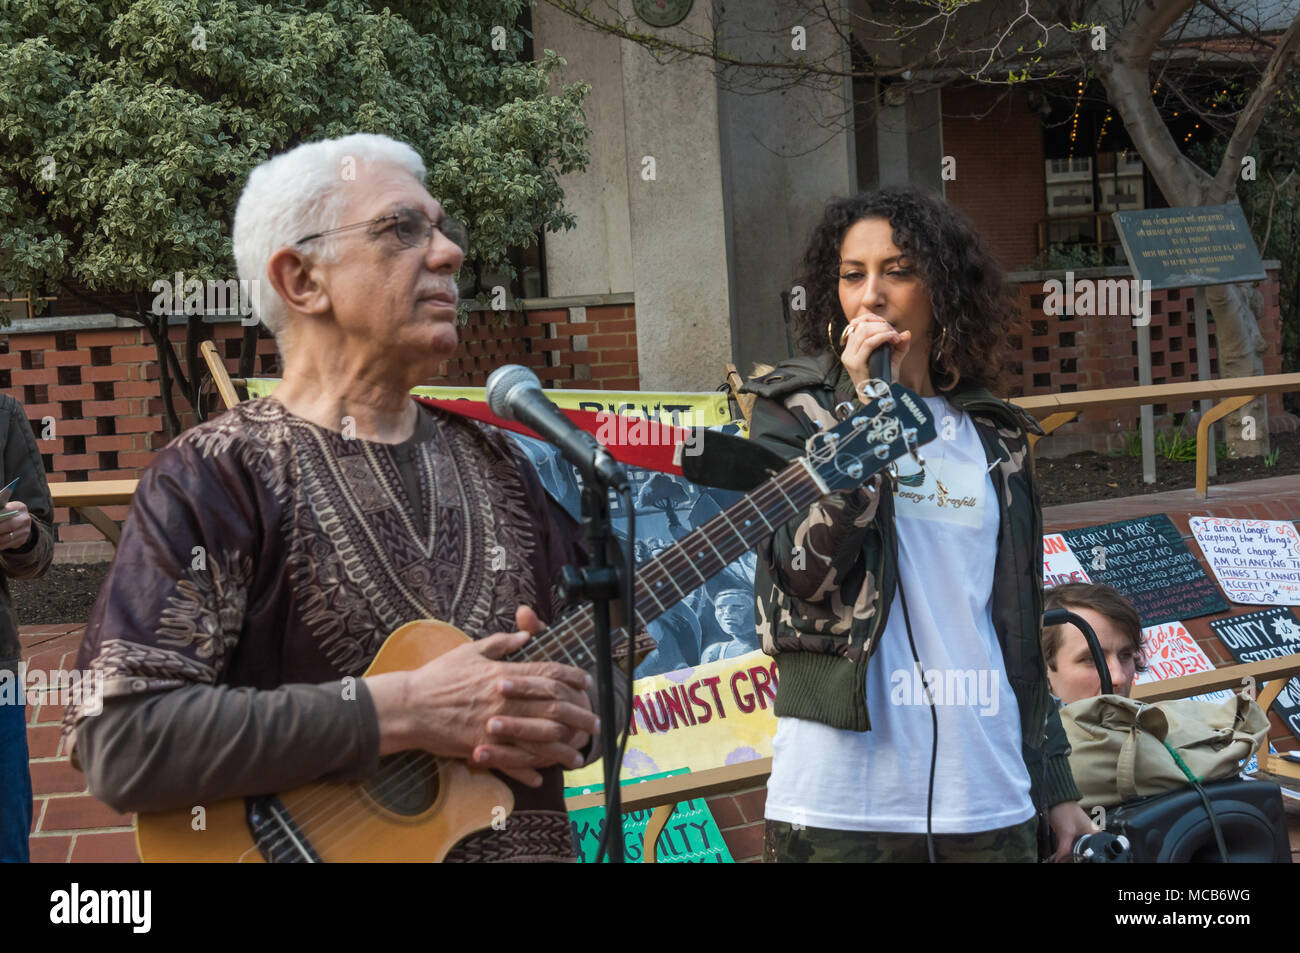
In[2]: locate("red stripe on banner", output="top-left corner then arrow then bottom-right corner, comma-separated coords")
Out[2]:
416,397 -> 686,475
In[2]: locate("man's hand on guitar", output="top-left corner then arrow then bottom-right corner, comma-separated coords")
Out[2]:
368,606 -> 599,788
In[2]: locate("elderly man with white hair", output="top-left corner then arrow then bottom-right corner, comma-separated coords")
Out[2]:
64,133 -> 615,862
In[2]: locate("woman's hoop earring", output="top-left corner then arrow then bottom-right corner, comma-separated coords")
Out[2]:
828,321 -> 836,352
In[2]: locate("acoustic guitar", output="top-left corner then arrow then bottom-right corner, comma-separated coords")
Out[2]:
135,381 -> 935,861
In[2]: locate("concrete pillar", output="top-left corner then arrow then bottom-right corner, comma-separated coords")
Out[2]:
715,0 -> 857,375
531,4 -> 634,297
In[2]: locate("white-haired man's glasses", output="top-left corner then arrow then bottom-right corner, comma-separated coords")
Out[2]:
295,208 -> 469,254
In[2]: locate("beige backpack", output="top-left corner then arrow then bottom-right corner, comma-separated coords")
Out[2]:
1059,693 -> 1270,811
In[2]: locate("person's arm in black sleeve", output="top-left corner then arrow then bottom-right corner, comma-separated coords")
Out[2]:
0,395 -> 54,579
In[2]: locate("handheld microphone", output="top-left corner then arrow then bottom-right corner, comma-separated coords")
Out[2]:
869,344 -> 891,383
486,364 -> 629,490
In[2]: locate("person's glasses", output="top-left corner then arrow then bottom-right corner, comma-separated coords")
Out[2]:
294,208 -> 469,253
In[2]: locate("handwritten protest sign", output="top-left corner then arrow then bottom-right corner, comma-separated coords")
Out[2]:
1136,620 -> 1216,683
1133,620 -> 1234,704
1210,607 -> 1300,741
1060,515 -> 1228,627
1043,533 -> 1091,589
1190,517 -> 1300,606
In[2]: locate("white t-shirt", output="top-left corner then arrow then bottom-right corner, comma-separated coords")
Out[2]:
764,395 -> 1034,833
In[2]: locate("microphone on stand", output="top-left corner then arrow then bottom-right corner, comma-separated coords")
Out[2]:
485,364 -> 629,490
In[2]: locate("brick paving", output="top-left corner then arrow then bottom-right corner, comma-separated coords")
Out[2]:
18,623 -> 138,863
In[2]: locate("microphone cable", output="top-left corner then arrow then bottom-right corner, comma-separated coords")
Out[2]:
896,569 -> 938,864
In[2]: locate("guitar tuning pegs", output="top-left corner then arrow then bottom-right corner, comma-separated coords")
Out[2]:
834,401 -> 855,421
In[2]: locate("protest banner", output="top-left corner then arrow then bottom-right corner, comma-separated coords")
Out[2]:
1190,517 -> 1300,606
1060,515 -> 1228,626
1210,607 -> 1300,740
1043,533 -> 1091,589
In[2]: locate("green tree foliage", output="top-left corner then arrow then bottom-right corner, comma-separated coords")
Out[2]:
0,0 -> 589,428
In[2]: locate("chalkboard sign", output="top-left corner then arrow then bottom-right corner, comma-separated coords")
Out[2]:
1112,204 -> 1266,290
1060,514 -> 1228,627
1210,607 -> 1300,741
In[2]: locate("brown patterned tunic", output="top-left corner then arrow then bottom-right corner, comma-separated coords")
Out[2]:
64,397 -> 589,862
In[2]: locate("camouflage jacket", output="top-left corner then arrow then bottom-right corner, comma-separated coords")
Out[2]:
741,353 -> 1081,815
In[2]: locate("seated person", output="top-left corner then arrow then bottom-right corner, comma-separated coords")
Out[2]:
699,589 -> 759,663
1042,582 -> 1147,704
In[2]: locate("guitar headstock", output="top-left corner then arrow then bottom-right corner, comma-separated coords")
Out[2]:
802,380 -> 938,494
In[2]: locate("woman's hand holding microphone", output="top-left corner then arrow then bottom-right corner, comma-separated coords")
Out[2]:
839,314 -> 912,398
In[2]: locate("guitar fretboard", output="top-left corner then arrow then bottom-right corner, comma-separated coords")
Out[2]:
512,460 -> 824,668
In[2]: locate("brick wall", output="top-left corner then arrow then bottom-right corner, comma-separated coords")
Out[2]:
1,299 -> 639,540
437,301 -> 638,390
1006,268 -> 1286,456
943,84 -> 1047,272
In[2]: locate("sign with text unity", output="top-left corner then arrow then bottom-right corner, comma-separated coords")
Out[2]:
1210,607 -> 1300,741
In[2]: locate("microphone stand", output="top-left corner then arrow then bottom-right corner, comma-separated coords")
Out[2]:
560,476 -> 628,862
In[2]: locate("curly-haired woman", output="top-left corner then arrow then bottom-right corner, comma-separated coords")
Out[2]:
742,186 -> 1094,862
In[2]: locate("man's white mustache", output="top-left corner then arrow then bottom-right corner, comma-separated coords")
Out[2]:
419,276 -> 459,302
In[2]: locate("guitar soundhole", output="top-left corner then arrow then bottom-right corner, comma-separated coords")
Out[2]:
365,752 -> 440,816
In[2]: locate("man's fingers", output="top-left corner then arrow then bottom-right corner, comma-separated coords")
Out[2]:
514,605 -> 545,635
513,661 -> 590,693
473,739 -> 584,774
486,715 -> 597,755
495,700 -> 599,736
475,629 -> 531,660
497,674 -> 588,706
471,746 -> 544,788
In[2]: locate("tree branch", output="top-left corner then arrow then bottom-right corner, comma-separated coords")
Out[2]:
1209,8 -> 1300,202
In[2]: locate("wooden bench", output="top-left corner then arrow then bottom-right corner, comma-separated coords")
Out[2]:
49,479 -> 139,548
1013,373 -> 1300,498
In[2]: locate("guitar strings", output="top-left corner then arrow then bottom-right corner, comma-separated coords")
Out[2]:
245,470 -> 826,859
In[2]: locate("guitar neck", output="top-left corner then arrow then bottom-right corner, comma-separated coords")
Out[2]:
514,459 -> 827,668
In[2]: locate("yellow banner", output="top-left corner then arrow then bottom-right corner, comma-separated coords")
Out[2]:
565,650 -> 777,787
242,379 -> 733,428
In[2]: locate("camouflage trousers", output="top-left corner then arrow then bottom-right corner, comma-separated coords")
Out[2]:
763,816 -> 1039,863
